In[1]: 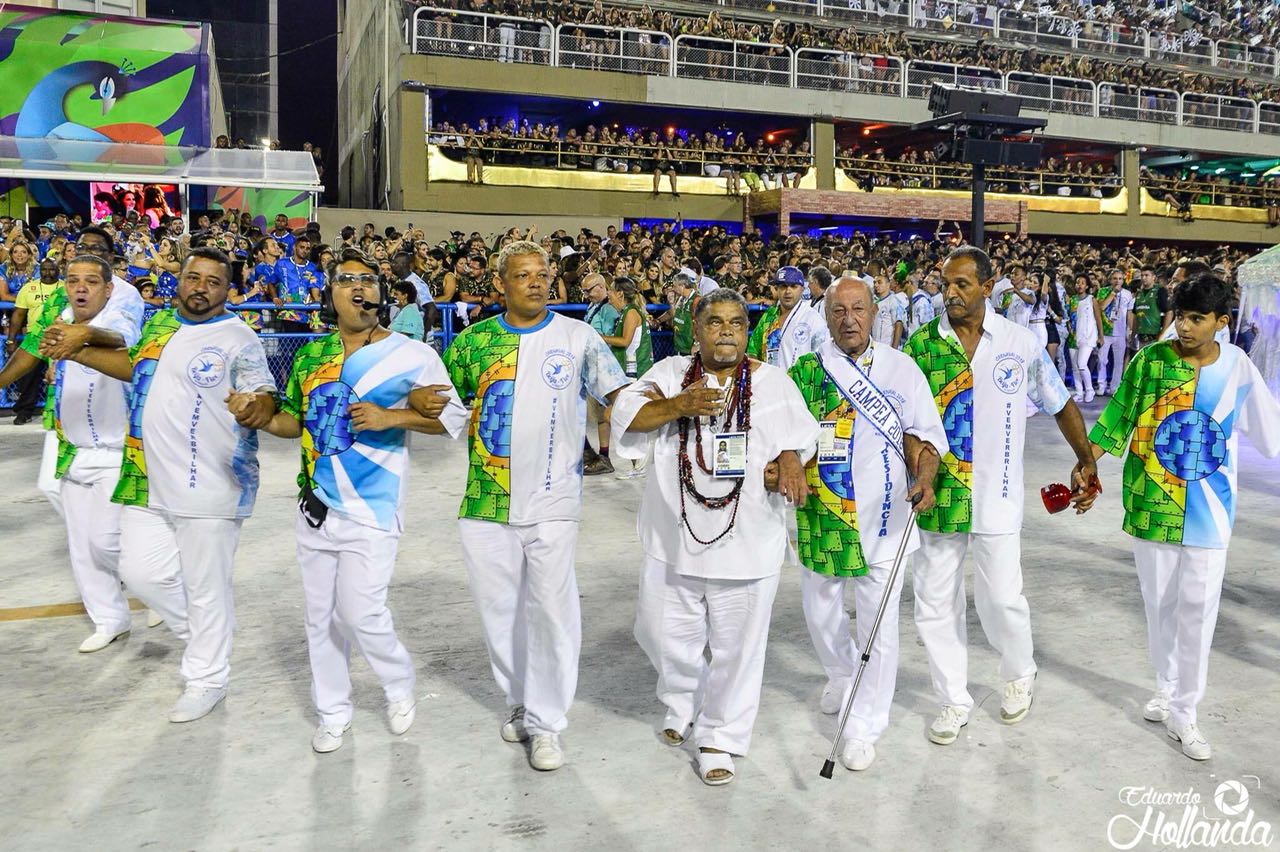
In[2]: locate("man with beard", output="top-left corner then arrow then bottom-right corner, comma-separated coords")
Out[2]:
61,247 -> 278,723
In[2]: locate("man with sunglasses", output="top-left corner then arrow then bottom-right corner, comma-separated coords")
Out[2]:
246,248 -> 467,753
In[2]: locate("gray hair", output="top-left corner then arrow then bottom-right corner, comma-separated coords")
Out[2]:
497,239 -> 549,280
945,245 -> 994,283
824,275 -> 875,318
693,286 -> 749,321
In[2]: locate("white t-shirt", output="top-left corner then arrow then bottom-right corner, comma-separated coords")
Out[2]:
908,291 -> 935,336
137,313 -> 277,519
54,302 -> 142,451
1105,287 -> 1136,338
872,293 -> 905,346
611,358 -> 820,580
444,312 -> 630,526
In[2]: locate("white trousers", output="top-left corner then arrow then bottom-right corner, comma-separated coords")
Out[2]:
297,510 -> 415,726
118,506 -> 242,689
1133,540 -> 1227,727
634,555 -> 780,755
800,559 -> 904,743
913,531 -> 1036,710
1098,334 -> 1127,391
60,448 -> 130,634
1072,339 -> 1097,394
37,429 -> 63,516
458,518 -> 581,736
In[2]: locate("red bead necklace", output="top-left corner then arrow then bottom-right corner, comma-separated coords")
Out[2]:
676,354 -> 753,546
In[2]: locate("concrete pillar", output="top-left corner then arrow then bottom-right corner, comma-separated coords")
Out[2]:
813,119 -> 836,191
1123,148 -> 1141,219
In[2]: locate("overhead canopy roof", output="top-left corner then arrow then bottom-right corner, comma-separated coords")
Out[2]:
0,136 -> 322,192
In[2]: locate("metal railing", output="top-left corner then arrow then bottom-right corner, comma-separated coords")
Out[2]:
1179,91 -> 1258,132
556,23 -> 673,75
430,135 -> 814,176
410,7 -> 553,65
1142,176 -> 1274,209
913,0 -> 996,37
405,7 -> 1280,135
835,156 -> 1123,198
1098,84 -> 1180,124
406,5 -> 1280,80
674,35 -> 794,88
1259,100 -> 1280,135
794,48 -> 904,95
1005,72 -> 1098,118
904,60 -> 1002,99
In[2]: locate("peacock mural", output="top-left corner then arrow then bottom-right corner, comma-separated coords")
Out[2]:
0,8 -> 211,210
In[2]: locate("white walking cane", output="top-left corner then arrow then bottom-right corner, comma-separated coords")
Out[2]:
819,498 -> 919,779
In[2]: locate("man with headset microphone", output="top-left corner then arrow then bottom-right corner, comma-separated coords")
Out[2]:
240,247 -> 468,753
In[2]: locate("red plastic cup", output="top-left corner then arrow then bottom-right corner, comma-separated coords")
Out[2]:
1042,475 -> 1102,514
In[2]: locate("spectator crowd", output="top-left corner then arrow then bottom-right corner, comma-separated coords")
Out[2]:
430,119 -> 812,194
406,0 -> 1280,109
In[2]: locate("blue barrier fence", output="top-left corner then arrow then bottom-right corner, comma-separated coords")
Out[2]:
1,299 -> 770,409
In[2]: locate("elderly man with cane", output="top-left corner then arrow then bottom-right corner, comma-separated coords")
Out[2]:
788,276 -> 947,772
612,288 -> 818,787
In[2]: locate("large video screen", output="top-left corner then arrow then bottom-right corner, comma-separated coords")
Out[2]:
91,183 -> 182,228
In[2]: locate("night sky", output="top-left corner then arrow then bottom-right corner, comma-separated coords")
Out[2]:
278,0 -> 338,200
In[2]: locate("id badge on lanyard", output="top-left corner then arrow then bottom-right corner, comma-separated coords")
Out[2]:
817,418 -> 852,465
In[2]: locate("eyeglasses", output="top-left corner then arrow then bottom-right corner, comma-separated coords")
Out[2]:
333,273 -> 379,287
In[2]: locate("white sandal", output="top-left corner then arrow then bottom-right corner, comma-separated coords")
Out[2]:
697,749 -> 735,786
661,712 -> 690,747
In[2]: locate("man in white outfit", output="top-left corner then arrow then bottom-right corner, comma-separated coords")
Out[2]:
612,288 -> 818,786
1096,268 -> 1135,394
902,246 -> 1099,745
31,255 -> 144,652
431,241 -> 629,772
787,277 -> 947,772
252,248 -> 468,753
63,247 -> 278,723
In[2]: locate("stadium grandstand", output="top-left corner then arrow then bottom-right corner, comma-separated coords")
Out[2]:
3,1 -> 1280,849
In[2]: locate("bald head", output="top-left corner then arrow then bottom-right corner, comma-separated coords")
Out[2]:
824,276 -> 875,316
824,276 -> 877,356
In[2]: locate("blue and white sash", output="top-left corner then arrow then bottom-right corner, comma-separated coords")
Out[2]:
815,341 -> 908,469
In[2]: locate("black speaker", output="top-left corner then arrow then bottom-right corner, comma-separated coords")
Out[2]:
962,138 -> 1004,166
961,139 -> 1043,167
929,83 -> 1023,118
1002,141 -> 1043,168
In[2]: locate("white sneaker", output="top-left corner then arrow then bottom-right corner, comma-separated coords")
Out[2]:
147,609 -> 164,628
312,722 -> 351,754
1000,675 -> 1035,724
78,628 -> 129,653
529,733 -> 565,771
1083,389 -> 1095,403
168,686 -> 227,723
839,738 -> 876,771
928,704 -> 970,745
819,681 -> 845,715
501,705 -> 529,743
387,698 -> 416,735
1142,690 -> 1170,723
1167,721 -> 1212,760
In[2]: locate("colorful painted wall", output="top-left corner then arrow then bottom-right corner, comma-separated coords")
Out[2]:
0,6 -> 212,209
